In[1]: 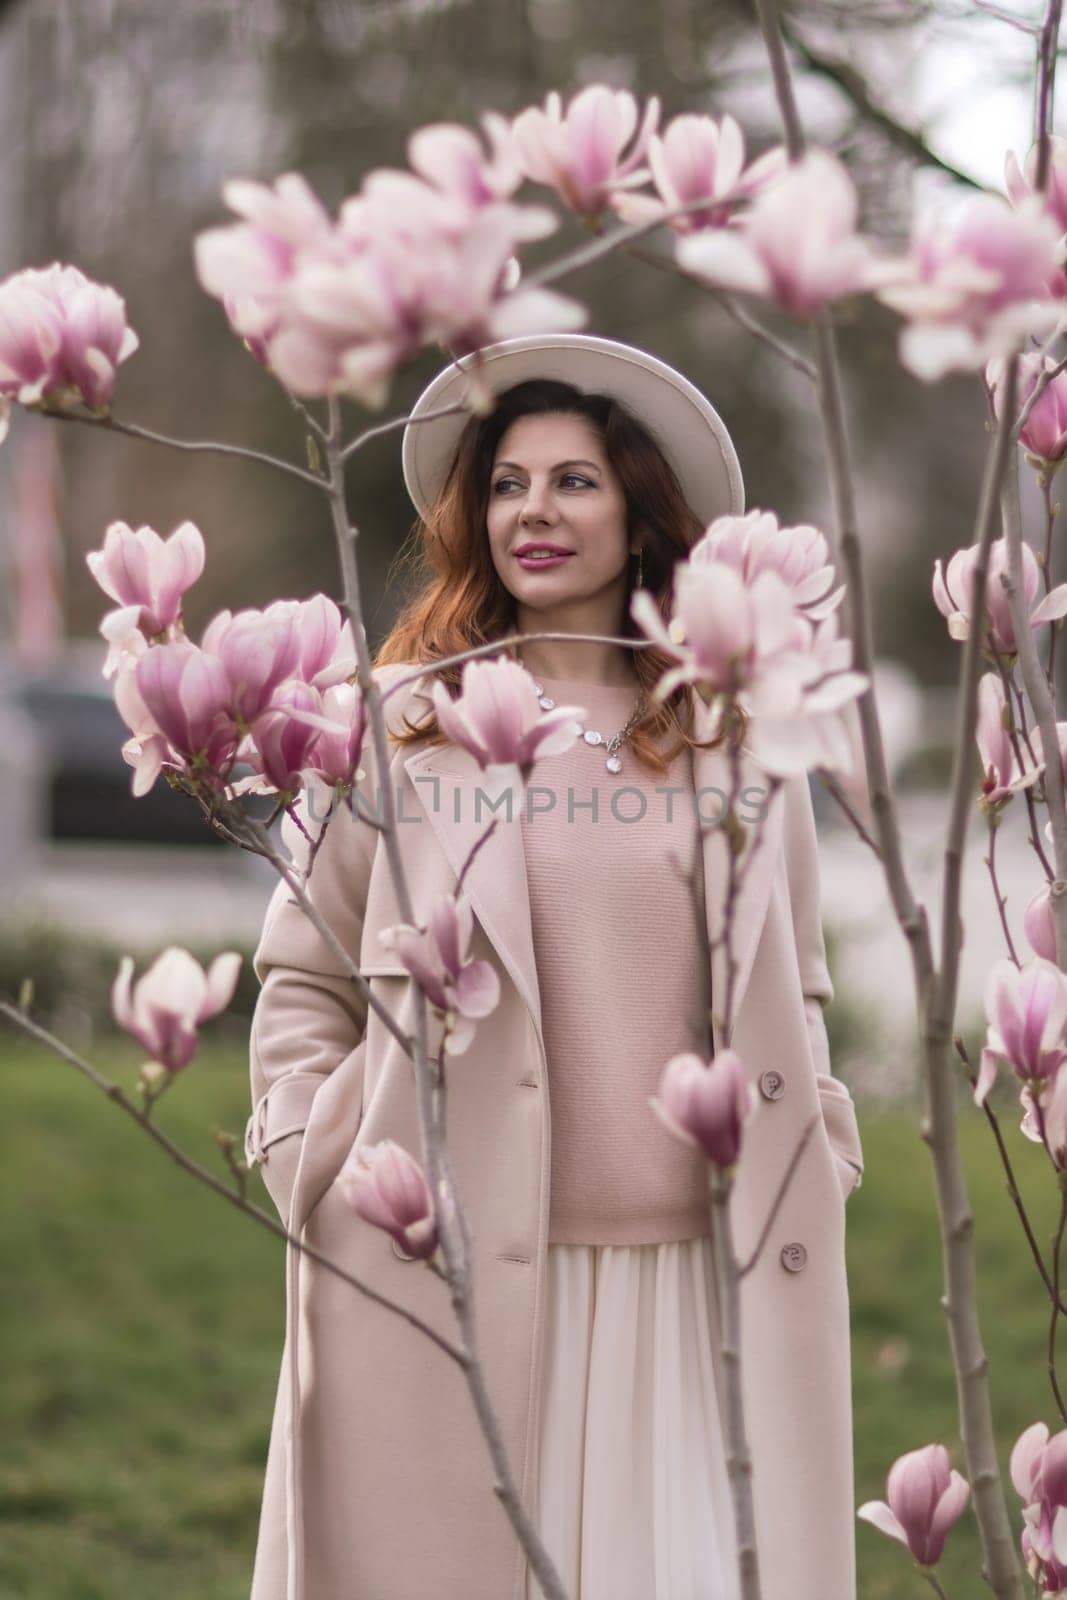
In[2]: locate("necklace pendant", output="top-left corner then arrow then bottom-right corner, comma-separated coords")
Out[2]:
605,754 -> 623,774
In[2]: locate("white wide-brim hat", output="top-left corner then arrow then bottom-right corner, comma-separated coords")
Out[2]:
401,333 -> 745,528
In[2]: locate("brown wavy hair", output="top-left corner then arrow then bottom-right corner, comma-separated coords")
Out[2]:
375,376 -> 744,778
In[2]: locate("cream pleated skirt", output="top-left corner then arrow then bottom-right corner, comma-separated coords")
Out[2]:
525,1236 -> 742,1600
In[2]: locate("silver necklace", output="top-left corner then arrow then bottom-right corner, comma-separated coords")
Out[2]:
531,680 -> 647,775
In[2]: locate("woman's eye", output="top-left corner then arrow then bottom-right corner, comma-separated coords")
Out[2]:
492,474 -> 592,493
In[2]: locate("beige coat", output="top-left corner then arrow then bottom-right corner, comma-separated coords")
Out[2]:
245,661 -> 865,1600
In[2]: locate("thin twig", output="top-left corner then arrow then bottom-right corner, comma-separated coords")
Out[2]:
623,241 -> 817,379
972,0 -> 1041,31
955,1038 -> 1066,1315
340,399 -> 470,463
44,408 -> 325,489
816,768 -> 883,856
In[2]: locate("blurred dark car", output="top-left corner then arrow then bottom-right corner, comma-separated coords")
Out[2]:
7,648 -> 272,845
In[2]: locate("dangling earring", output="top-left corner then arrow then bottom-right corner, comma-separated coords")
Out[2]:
635,545 -> 645,590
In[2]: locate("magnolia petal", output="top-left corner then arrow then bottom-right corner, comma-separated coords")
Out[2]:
856,1500 -> 910,1549
1053,1502 -> 1067,1566
930,1471 -> 971,1550
486,284 -> 588,341
199,951 -> 243,1022
128,734 -> 168,797
530,707 -> 585,760
111,955 -> 138,1035
1011,1422 -> 1050,1500
899,322 -> 981,384
452,958 -> 500,1019
974,1045 -> 999,1108
1031,583 -> 1067,626
647,1091 -> 703,1152
443,1012 -> 477,1055
675,229 -> 770,297
630,586 -> 677,652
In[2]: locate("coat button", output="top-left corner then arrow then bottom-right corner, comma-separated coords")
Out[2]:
759,1070 -> 785,1101
780,1242 -> 807,1273
391,1236 -> 417,1263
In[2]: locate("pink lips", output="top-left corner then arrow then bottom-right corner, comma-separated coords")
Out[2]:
514,547 -> 574,570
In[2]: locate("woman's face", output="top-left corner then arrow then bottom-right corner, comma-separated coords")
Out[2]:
485,412 -> 637,631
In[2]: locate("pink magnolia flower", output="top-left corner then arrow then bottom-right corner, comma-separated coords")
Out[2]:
975,672 -> 1044,814
631,558 -> 803,700
128,640 -> 240,787
197,154 -> 576,410
111,946 -> 242,1074
379,893 -> 500,1056
337,1138 -> 439,1262
690,510 -> 844,621
675,150 -> 888,317
196,145 -> 578,407
0,262 -> 139,411
263,595 -> 355,690
611,113 -> 785,234
511,84 -> 660,218
194,173 -> 340,354
200,606 -> 302,726
876,194 -> 1064,382
268,190 -> 582,408
86,520 -> 205,638
303,682 -> 367,792
244,680 -> 327,798
1011,1422 -> 1067,1587
432,657 -> 584,800
0,274 -> 63,404
648,1048 -> 755,1169
739,607 -> 870,779
634,545 -> 867,777
1025,884 -> 1057,962
857,1444 -> 970,1567
975,956 -> 1067,1107
932,536 -> 1067,657
988,352 -> 1067,471
407,114 -> 525,208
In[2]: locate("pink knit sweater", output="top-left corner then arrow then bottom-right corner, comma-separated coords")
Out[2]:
519,675 -> 714,1246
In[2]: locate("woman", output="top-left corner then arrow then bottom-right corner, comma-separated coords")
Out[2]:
245,334 -> 865,1600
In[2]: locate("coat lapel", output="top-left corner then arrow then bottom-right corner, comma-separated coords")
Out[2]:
399,671 -> 785,1056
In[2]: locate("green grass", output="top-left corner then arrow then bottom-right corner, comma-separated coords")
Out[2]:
0,1036 -> 1061,1597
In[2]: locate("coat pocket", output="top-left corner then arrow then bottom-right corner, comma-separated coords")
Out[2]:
832,1148 -> 862,1204
814,1072 -> 864,1190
